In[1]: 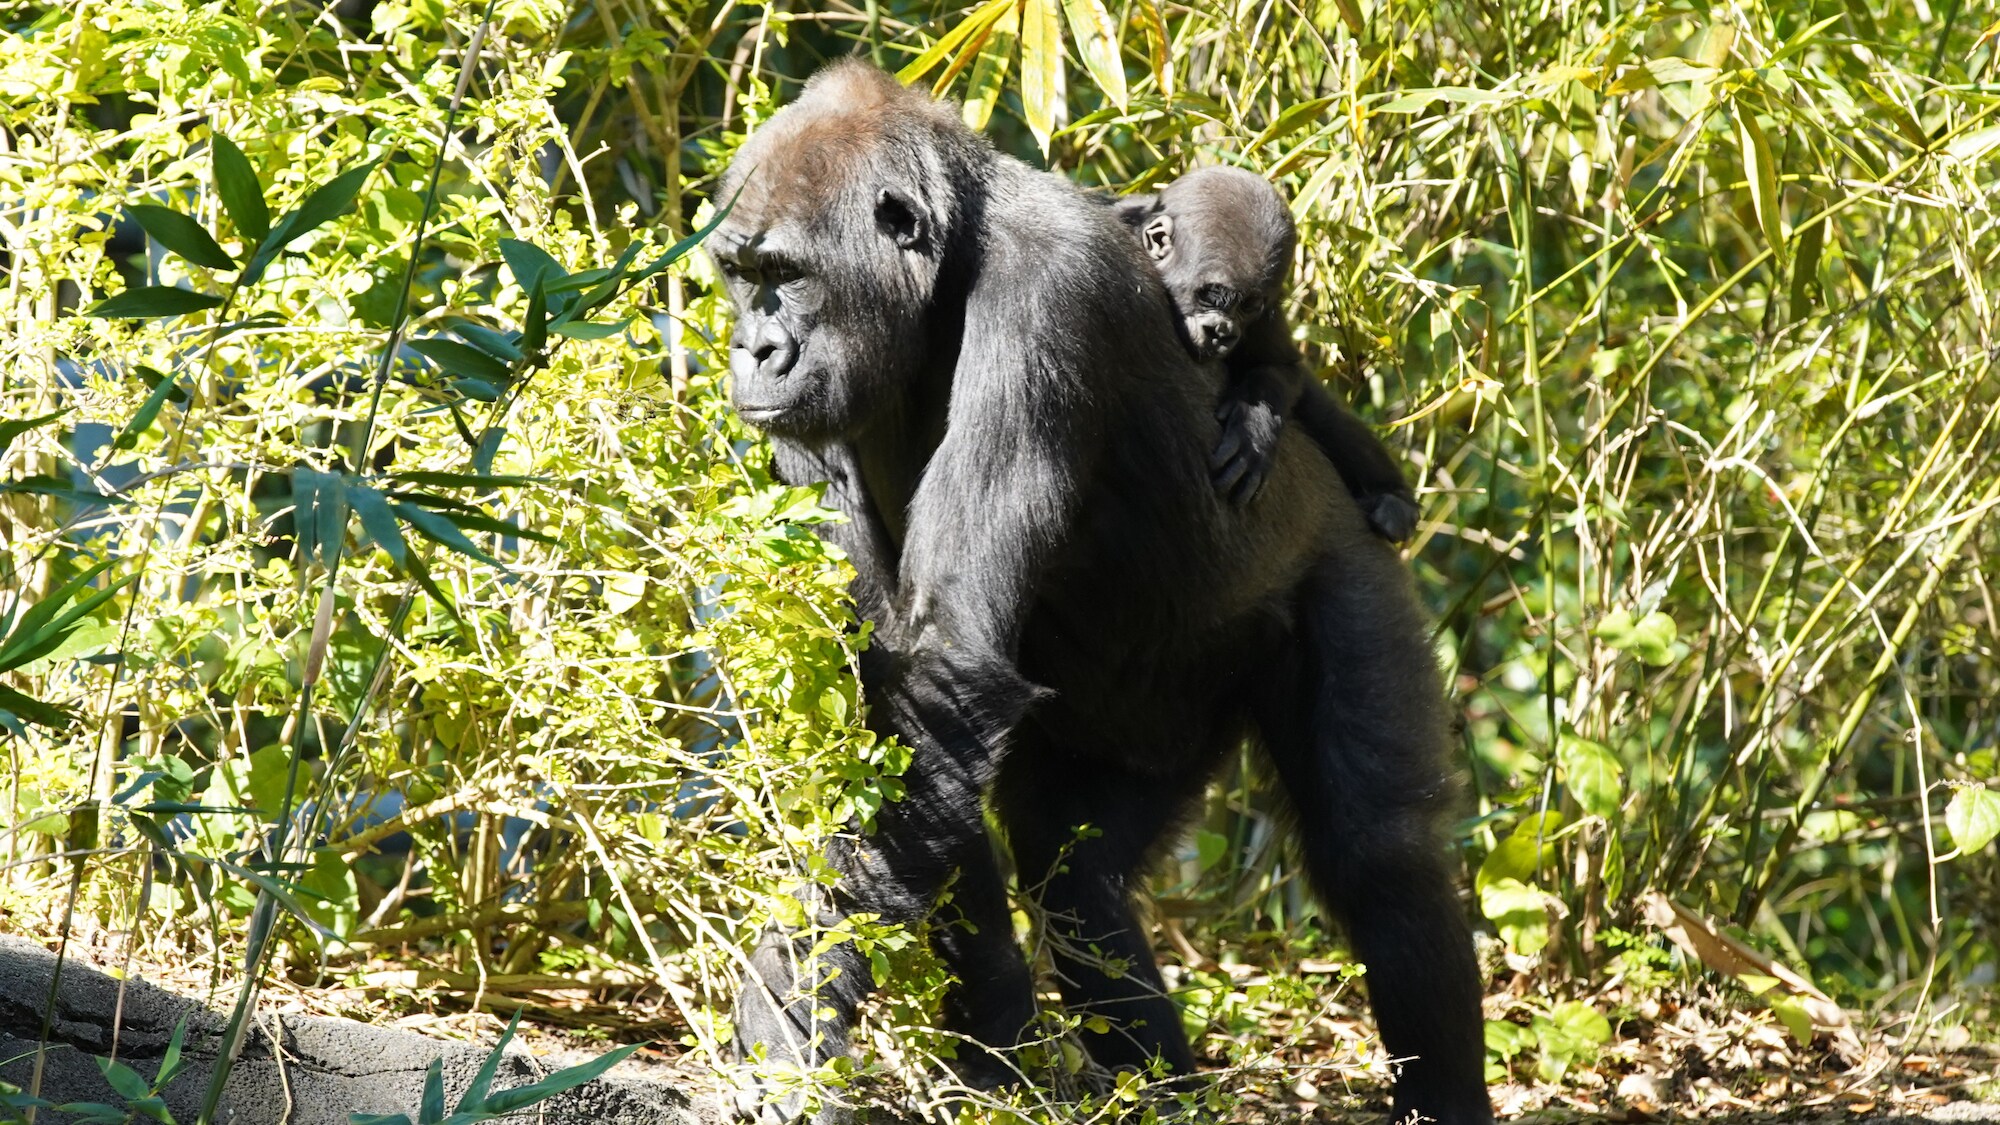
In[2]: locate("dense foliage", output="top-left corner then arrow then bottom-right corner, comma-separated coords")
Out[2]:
2,0 -> 1997,1116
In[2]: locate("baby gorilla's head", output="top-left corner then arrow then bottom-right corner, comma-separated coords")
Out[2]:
1123,167 -> 1296,360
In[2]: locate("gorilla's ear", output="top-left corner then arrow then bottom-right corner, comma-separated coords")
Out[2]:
876,187 -> 927,251
1140,213 -> 1174,262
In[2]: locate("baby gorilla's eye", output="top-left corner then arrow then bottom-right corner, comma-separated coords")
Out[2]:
1196,284 -> 1235,311
760,259 -> 805,286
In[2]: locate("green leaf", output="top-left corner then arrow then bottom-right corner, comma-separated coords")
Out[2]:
347,484 -> 409,568
113,367 -> 187,451
1479,877 -> 1550,956
1475,811 -> 1565,892
1595,608 -> 1677,665
408,337 -> 514,383
209,858 -> 344,944
211,134 -> 270,240
87,287 -> 224,319
0,682 -> 76,730
1059,0 -> 1126,110
548,317 -> 631,340
158,1017 -> 189,1087
456,1011 -> 521,1111
1789,214 -> 1826,322
388,470 -> 538,491
479,1043 -> 644,1113
635,183 -> 745,282
266,161 -> 377,251
1557,735 -> 1623,819
291,469 -> 348,568
1735,107 -> 1785,265
449,321 -> 523,362
419,1058 -> 446,1123
1019,0 -> 1063,154
126,204 -> 236,270
95,1056 -> 150,1101
0,409 -> 68,458
520,278 -> 548,359
500,239 -> 566,296
390,501 -> 505,568
350,1116 -> 413,1125
1946,787 -> 2000,854
0,558 -> 127,671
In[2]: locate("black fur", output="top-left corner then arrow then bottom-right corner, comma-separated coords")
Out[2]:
710,62 -> 1488,1125
1115,168 -> 1419,539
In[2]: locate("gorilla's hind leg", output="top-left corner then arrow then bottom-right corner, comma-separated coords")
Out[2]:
994,735 -> 1208,1079
1259,547 -> 1492,1125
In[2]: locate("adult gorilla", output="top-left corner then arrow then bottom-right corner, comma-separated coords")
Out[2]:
709,61 -> 1489,1125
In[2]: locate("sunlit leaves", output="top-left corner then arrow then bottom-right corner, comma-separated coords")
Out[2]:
1945,787 -> 2000,856
1058,0 -> 1124,112
1595,608 -> 1677,666
1734,105 -> 1784,265
1557,735 -> 1623,818
1018,0 -> 1061,152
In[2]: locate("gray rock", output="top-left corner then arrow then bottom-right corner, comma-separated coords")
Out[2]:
0,936 -> 696,1124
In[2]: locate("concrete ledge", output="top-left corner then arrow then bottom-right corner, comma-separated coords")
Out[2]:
0,936 -> 696,1124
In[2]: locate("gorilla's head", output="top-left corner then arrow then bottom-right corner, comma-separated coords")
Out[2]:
710,63 -> 989,440
1124,166 -> 1296,361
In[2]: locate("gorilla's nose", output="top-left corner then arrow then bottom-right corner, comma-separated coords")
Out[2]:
1201,321 -> 1239,353
749,323 -> 799,378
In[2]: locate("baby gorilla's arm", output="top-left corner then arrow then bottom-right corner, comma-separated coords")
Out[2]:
1210,310 -> 1306,505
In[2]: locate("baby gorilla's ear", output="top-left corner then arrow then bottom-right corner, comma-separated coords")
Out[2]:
1140,213 -> 1175,262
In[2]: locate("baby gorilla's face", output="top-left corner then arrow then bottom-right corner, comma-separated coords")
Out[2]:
1170,280 -> 1265,360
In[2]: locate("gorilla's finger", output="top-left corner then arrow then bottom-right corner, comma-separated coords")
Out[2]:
1211,428 -> 1246,470
1212,454 -> 1250,497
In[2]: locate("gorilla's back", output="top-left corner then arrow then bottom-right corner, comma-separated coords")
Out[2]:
974,157 -> 1358,755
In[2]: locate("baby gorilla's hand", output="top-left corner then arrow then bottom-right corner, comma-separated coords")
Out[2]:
1211,397 -> 1286,506
1362,491 -> 1421,543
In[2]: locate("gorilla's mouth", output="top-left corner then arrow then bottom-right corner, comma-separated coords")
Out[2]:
735,403 -> 790,425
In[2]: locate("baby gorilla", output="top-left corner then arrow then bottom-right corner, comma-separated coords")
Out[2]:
1117,167 -> 1420,540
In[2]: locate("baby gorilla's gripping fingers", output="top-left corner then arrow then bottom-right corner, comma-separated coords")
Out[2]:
1210,398 -> 1286,506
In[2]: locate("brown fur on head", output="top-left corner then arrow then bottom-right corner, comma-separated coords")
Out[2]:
1119,166 -> 1295,360
709,61 -> 993,438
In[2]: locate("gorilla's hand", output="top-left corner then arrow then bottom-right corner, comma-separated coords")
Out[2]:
1211,396 -> 1286,505
1362,491 -> 1421,543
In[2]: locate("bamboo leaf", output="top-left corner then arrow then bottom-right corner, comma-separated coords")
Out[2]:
1129,0 -> 1172,96
87,287 -> 224,319
896,0 -> 1018,85
1019,0 -> 1063,153
456,1011 -> 521,1111
1734,106 -> 1785,265
347,484 -> 409,569
449,321 -> 522,362
0,410 -> 67,458
1788,214 -> 1826,322
265,161 -> 377,251
408,337 -> 514,383
113,367 -> 187,451
211,134 -> 270,240
1060,0 -> 1125,109
390,501 -> 506,568
478,1044 -> 644,1112
126,205 -> 237,271
500,239 -> 566,295
961,0 -> 1021,129
0,683 -> 76,730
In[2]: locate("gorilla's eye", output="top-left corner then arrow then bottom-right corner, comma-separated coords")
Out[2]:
760,258 -> 805,286
1196,285 -> 1235,311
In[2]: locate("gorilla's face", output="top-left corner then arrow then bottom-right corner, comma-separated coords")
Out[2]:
1172,281 -> 1266,360
712,154 -> 939,442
